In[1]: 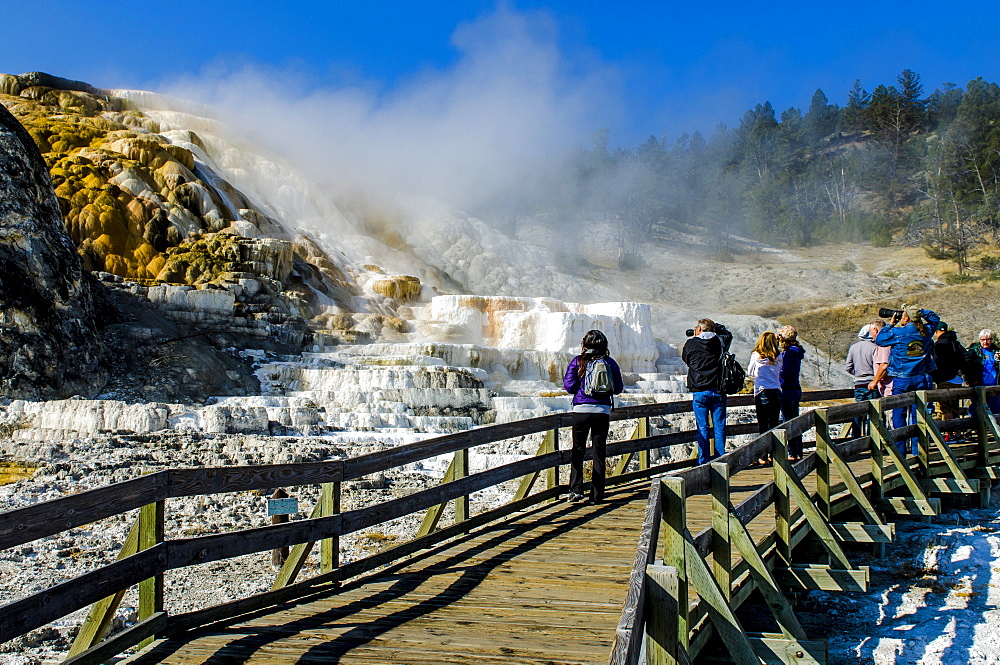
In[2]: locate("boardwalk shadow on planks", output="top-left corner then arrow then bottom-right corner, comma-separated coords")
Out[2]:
127,491 -> 636,664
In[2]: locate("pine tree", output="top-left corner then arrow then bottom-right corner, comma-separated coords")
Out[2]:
805,88 -> 838,140
841,80 -> 870,134
896,69 -> 926,134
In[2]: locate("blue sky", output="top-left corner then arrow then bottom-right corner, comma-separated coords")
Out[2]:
4,1 -> 1000,147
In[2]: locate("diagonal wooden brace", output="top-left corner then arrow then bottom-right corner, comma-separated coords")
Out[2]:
915,392 -> 974,492
824,441 -> 885,526
869,405 -> 936,511
682,530 -> 761,665
272,496 -> 327,589
66,521 -> 139,657
727,510 -> 807,640
514,430 -> 556,500
772,455 -> 852,570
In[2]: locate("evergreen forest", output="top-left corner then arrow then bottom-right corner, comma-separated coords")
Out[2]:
505,71 -> 1000,274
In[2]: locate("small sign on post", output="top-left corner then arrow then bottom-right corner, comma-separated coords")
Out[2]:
267,497 -> 299,516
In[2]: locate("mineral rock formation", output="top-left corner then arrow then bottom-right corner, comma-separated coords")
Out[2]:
0,103 -> 105,399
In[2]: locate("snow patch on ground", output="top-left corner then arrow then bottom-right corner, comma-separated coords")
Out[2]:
823,504 -> 1000,665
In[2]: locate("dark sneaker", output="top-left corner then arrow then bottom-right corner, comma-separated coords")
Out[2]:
568,492 -> 586,502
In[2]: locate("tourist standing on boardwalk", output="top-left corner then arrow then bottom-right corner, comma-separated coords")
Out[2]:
869,319 -> 892,397
967,329 -> 1000,415
563,329 -> 624,504
747,331 -> 783,435
930,322 -> 966,422
777,325 -> 805,461
875,305 -> 940,454
846,322 -> 882,437
682,318 -> 733,465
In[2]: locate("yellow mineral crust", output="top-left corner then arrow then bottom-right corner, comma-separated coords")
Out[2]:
0,82 -> 239,285
371,275 -> 422,302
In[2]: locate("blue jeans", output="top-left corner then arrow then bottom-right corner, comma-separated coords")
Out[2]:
851,385 -> 880,438
890,374 -> 931,455
693,390 -> 726,464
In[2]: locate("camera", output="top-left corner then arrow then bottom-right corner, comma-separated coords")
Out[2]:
878,307 -> 903,320
685,329 -> 695,337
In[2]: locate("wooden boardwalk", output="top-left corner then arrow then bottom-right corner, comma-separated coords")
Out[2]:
124,480 -> 652,664
120,456 -> 870,665
5,386 -> 995,665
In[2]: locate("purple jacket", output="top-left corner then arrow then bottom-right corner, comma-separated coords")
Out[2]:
564,355 -> 625,406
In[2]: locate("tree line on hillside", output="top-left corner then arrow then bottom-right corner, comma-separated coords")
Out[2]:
485,71 -> 1000,273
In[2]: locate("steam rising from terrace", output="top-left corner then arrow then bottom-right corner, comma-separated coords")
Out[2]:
158,8 -> 621,216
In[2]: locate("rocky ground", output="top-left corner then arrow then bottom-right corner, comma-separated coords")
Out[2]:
810,501 -> 1000,665
0,417 -> 664,664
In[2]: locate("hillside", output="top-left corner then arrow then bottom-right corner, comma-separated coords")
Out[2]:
0,71 -> 980,399
1,70 -> 998,665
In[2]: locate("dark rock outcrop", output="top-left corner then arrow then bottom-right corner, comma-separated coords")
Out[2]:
0,103 -> 105,398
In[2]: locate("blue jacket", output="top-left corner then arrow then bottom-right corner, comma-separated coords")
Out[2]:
564,354 -> 624,406
779,344 -> 804,390
874,309 -> 940,377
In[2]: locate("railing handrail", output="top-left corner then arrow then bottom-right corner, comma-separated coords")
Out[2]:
0,388 -> 858,550
0,385 -> 938,650
609,384 -> 998,665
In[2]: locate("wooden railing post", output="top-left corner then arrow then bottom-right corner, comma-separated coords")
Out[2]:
545,430 -> 558,495
645,564 -> 680,665
915,390 -> 931,473
320,482 -> 340,574
710,462 -> 731,601
270,488 -> 290,568
772,430 -> 792,567
639,417 -> 650,470
869,400 -> 886,519
814,408 -> 832,521
660,476 -> 688,651
977,386 -> 991,466
137,497 -> 164,648
455,448 -> 470,521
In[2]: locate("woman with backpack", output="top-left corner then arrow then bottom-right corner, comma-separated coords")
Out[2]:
563,329 -> 624,504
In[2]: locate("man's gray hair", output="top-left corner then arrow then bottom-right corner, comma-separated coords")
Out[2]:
981,329 -> 994,340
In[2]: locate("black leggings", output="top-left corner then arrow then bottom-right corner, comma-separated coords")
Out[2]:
570,412 -> 610,501
754,389 -> 782,435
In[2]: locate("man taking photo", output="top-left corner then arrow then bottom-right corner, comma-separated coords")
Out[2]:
875,304 -> 939,454
682,318 -> 733,465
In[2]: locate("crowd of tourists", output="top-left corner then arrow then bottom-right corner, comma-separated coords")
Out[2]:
675,305 -> 999,468
561,306 -> 999,502
845,306 -> 1000,453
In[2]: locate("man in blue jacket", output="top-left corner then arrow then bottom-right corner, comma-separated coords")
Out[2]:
875,304 -> 939,454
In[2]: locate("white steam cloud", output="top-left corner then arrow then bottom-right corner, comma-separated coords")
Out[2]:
160,7 -> 622,213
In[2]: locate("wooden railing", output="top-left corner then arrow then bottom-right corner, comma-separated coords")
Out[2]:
0,388 -> 854,664
609,386 -> 1000,665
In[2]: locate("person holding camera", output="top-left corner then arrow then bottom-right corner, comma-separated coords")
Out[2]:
682,318 -> 733,465
874,304 -> 940,454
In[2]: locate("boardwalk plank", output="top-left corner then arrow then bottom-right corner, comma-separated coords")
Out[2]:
120,444 -> 945,665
